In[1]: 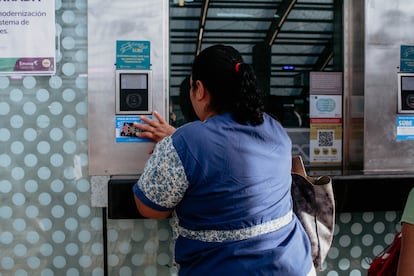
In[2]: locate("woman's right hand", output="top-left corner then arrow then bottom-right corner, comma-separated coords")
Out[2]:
133,111 -> 176,143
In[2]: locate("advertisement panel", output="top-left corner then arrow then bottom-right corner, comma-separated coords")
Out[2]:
0,1 -> 55,75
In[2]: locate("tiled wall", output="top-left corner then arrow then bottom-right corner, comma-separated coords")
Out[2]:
0,1 -> 105,275
321,212 -> 400,276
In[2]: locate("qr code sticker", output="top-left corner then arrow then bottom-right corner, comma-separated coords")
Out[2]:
318,130 -> 334,147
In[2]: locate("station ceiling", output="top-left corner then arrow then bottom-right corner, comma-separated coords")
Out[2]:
169,0 -> 339,100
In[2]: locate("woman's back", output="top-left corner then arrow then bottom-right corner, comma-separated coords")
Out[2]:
171,113 -> 313,275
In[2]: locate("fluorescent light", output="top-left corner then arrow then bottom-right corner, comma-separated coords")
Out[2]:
216,13 -> 255,18
174,0 -> 193,5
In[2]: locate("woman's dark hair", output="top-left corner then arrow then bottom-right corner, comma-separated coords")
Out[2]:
191,44 -> 264,125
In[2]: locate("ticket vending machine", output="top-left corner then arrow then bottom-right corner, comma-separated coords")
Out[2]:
109,69 -> 155,219
87,0 -> 169,218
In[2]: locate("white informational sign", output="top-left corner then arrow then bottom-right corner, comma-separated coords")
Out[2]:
310,71 -> 342,95
309,72 -> 343,165
396,116 -> 414,140
309,95 -> 342,118
0,1 -> 55,75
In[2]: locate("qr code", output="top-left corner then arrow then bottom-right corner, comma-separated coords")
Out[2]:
318,130 -> 334,147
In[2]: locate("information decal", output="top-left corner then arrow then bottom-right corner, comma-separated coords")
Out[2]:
400,45 -> 414,72
396,116 -> 414,140
0,1 -> 55,75
115,115 -> 152,143
309,72 -> 343,165
116,40 -> 150,70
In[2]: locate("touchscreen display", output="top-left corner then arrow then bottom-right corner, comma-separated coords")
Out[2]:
120,74 -> 147,90
401,76 -> 414,91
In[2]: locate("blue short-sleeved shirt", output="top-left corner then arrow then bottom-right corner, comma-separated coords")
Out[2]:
133,113 -> 313,275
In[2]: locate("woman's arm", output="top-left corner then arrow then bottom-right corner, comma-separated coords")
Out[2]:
397,222 -> 414,276
134,194 -> 172,219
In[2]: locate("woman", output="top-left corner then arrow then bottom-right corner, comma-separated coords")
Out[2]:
397,188 -> 414,275
133,45 -> 315,275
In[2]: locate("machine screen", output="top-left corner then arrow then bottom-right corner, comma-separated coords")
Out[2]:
120,74 -> 147,90
401,75 -> 414,91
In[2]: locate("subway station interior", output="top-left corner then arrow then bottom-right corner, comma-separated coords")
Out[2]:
1,0 -> 414,275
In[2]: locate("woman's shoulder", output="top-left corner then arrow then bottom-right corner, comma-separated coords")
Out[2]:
172,120 -> 207,141
263,113 -> 290,134
401,188 -> 414,224
174,120 -> 203,133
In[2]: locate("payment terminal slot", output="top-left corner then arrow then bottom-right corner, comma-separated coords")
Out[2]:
398,73 -> 414,113
115,70 -> 152,115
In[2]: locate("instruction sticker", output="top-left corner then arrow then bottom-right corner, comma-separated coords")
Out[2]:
400,45 -> 414,72
396,116 -> 414,140
116,40 -> 150,70
115,115 -> 152,143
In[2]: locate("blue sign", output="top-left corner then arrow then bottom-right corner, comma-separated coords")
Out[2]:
400,45 -> 414,72
396,116 -> 414,140
116,41 -> 150,70
115,115 -> 152,143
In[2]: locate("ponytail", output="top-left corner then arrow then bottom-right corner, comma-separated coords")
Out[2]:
232,62 -> 264,125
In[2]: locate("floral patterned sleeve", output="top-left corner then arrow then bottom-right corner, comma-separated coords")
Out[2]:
133,136 -> 189,211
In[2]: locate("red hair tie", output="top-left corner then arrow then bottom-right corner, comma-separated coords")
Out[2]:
235,62 -> 241,73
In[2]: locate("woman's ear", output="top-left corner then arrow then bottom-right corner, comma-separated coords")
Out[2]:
195,80 -> 207,100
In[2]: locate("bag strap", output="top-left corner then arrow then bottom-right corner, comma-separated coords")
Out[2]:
291,155 -> 307,177
292,155 -> 331,186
